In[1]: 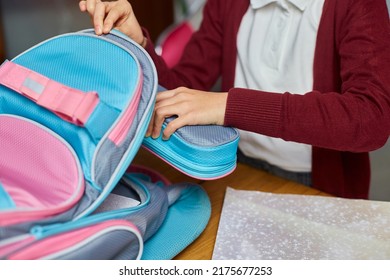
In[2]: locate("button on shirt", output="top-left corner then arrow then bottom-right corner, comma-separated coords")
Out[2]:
234,0 -> 325,172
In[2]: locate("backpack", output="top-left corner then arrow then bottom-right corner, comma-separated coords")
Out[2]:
0,29 -> 239,259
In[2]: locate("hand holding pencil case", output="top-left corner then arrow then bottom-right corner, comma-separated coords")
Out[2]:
142,105 -> 240,180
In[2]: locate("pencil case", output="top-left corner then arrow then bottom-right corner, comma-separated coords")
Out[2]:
143,115 -> 240,179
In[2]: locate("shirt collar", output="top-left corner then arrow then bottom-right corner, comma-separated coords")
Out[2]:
250,0 -> 310,11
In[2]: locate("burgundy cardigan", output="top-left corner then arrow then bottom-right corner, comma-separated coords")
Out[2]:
144,0 -> 390,199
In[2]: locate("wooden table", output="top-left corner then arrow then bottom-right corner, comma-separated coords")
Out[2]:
132,148 -> 331,260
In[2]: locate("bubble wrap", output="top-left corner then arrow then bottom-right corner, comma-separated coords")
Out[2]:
212,187 -> 390,260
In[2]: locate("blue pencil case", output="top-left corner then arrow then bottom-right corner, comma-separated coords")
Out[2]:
143,115 -> 240,180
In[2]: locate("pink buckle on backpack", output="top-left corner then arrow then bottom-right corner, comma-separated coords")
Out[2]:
0,61 -> 99,126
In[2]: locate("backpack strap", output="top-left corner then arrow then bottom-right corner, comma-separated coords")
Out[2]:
0,60 -> 98,126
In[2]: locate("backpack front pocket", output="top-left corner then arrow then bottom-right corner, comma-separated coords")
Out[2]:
6,220 -> 142,260
0,115 -> 84,226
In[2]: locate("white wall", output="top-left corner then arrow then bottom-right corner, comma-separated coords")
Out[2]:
369,0 -> 390,201
369,139 -> 390,201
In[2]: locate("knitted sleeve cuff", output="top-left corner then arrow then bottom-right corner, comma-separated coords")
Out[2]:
224,88 -> 283,137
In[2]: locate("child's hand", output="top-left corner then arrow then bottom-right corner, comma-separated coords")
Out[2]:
146,87 -> 228,140
79,0 -> 145,47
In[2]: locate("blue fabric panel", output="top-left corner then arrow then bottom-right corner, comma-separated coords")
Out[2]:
2,33 -> 141,181
0,181 -> 15,210
86,100 -> 120,142
141,185 -> 211,260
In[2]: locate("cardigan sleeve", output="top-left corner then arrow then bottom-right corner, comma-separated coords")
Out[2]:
224,0 -> 390,153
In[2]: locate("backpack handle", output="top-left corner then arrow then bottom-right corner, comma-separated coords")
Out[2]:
0,60 -> 99,126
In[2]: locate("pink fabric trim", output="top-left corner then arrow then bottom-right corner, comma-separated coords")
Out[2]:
8,220 -> 140,260
0,61 -> 99,126
0,236 -> 35,257
0,116 -> 84,226
108,75 -> 143,145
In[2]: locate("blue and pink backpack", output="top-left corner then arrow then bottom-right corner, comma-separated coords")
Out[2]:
0,29 -> 239,259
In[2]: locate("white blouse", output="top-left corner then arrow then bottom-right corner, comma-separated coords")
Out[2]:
234,0 -> 325,172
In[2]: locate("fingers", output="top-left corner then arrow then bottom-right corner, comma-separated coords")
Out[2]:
145,90 -> 177,139
150,103 -> 175,139
148,105 -> 190,140
79,1 -> 87,12
162,116 -> 189,140
93,2 -> 106,35
102,5 -> 122,34
145,87 -> 228,141
145,89 -> 177,139
79,0 -> 123,35
153,89 -> 184,139
80,0 -> 144,42
145,111 -> 155,138
147,88 -> 193,140
79,0 -> 103,34
79,0 -> 97,14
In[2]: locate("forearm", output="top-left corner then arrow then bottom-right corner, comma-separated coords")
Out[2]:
224,86 -> 390,153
